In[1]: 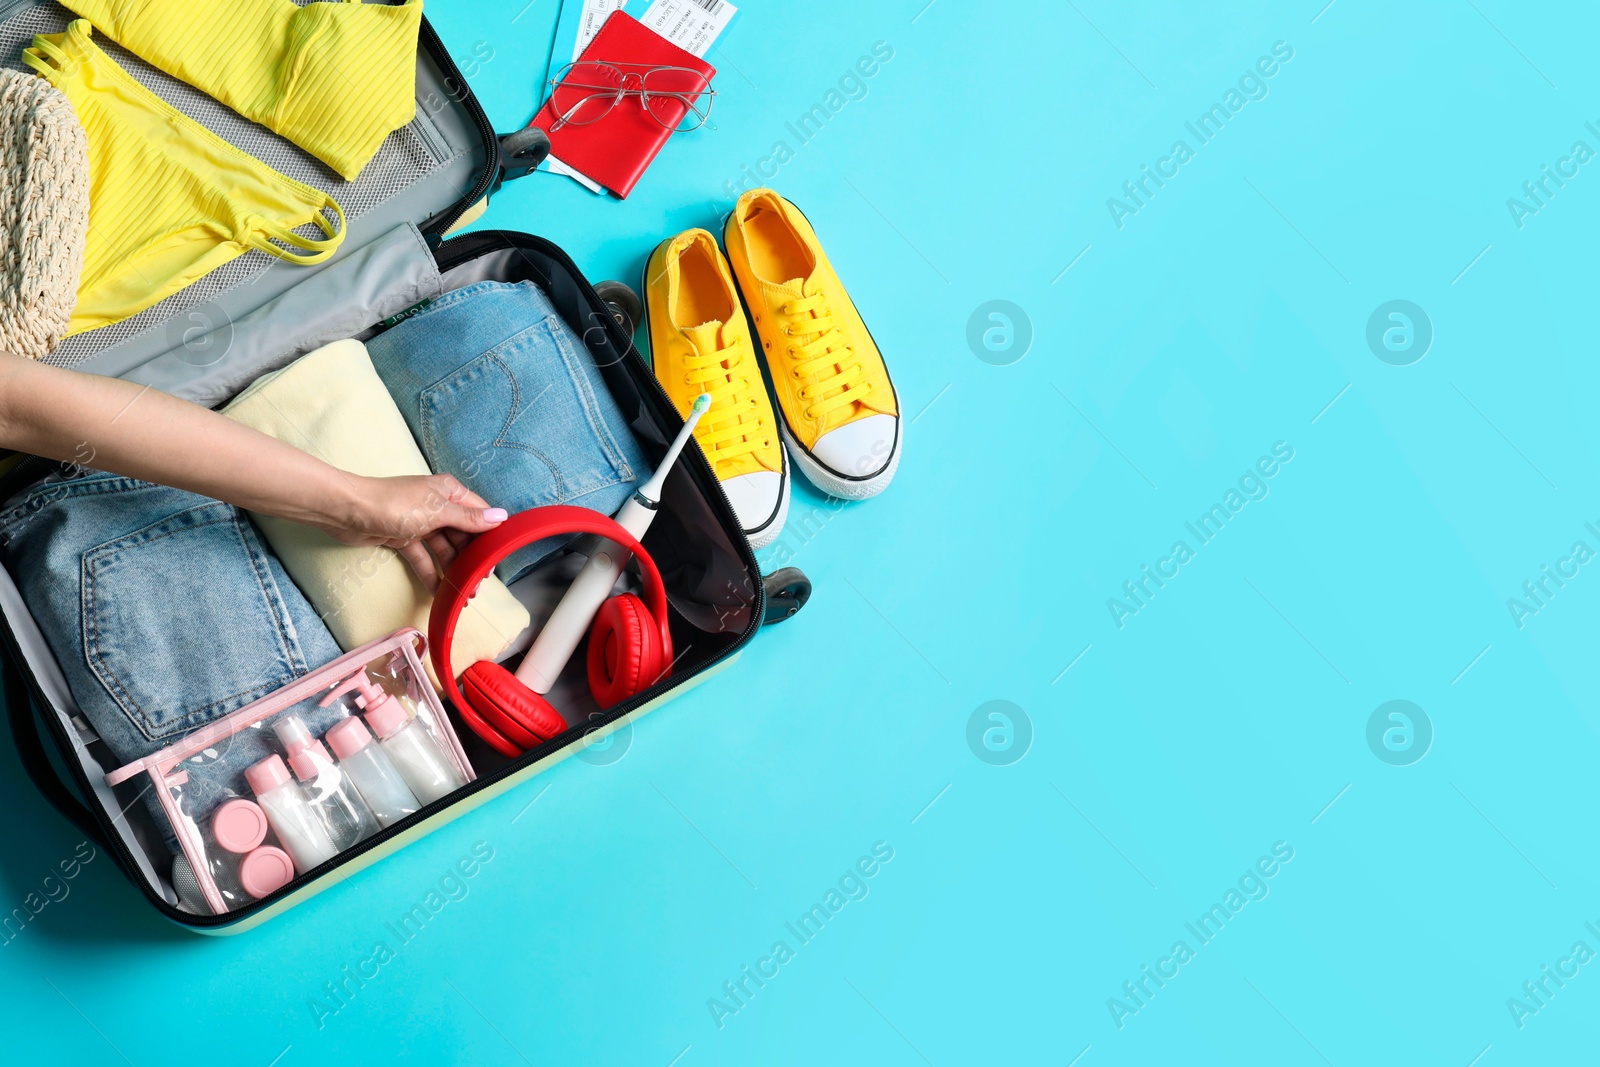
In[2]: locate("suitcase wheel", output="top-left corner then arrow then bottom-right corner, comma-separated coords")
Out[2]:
596,280 -> 643,336
761,567 -> 811,625
498,126 -> 551,181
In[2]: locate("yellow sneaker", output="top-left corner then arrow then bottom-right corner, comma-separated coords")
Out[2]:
724,188 -> 901,499
645,228 -> 789,547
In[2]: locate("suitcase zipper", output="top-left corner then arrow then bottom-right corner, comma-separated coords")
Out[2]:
1,232 -> 767,927
415,17 -> 500,238
0,622 -> 161,909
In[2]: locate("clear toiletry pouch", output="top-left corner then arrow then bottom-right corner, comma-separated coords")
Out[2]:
104,628 -> 474,915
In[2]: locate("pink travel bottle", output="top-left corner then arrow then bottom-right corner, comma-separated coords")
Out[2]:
274,713 -> 379,850
320,670 -> 463,804
244,754 -> 337,873
325,716 -> 419,827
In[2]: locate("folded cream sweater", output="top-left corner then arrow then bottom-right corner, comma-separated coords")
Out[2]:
224,338 -> 529,685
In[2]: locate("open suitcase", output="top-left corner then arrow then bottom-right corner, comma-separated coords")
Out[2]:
0,1 -> 800,932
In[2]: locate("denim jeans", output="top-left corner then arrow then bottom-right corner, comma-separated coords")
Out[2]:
0,470 -> 346,833
366,281 -> 647,582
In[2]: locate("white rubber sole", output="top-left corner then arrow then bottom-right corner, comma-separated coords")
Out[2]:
743,459 -> 791,549
780,417 -> 902,500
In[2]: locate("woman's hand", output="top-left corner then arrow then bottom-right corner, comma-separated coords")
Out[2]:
309,472 -> 507,591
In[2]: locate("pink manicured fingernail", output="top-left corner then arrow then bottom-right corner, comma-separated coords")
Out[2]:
483,508 -> 508,522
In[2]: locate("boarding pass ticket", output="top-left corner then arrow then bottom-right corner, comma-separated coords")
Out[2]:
562,0 -> 735,61
629,0 -> 737,58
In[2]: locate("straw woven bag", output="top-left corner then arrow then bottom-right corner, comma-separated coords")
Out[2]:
0,67 -> 87,360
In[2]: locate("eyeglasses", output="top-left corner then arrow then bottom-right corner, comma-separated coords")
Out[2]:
547,61 -> 716,133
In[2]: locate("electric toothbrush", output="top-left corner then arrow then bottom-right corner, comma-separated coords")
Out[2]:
514,394 -> 712,693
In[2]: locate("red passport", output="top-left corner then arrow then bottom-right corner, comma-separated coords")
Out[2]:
530,12 -> 716,199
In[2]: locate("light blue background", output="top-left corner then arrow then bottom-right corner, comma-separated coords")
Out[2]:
3,1 -> 1597,1063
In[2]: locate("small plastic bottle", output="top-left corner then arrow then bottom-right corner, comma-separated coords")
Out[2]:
320,671 -> 464,805
274,715 -> 380,851
325,716 -> 419,827
244,755 -> 338,873
367,695 -> 464,804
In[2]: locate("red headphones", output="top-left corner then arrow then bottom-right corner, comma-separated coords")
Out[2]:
427,506 -> 674,758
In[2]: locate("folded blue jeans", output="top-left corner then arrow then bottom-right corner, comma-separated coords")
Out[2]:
0,470 -> 346,831
366,281 -> 647,582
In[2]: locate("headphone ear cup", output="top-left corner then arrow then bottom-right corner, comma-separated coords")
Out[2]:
587,593 -> 666,709
461,660 -> 566,751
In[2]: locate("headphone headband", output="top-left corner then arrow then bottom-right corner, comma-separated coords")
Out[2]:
428,506 -> 671,731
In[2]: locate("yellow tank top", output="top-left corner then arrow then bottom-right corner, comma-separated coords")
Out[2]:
64,0 -> 422,181
25,21 -> 346,336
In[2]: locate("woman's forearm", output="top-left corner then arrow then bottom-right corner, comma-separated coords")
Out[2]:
0,354 -> 506,588
0,354 -> 360,526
